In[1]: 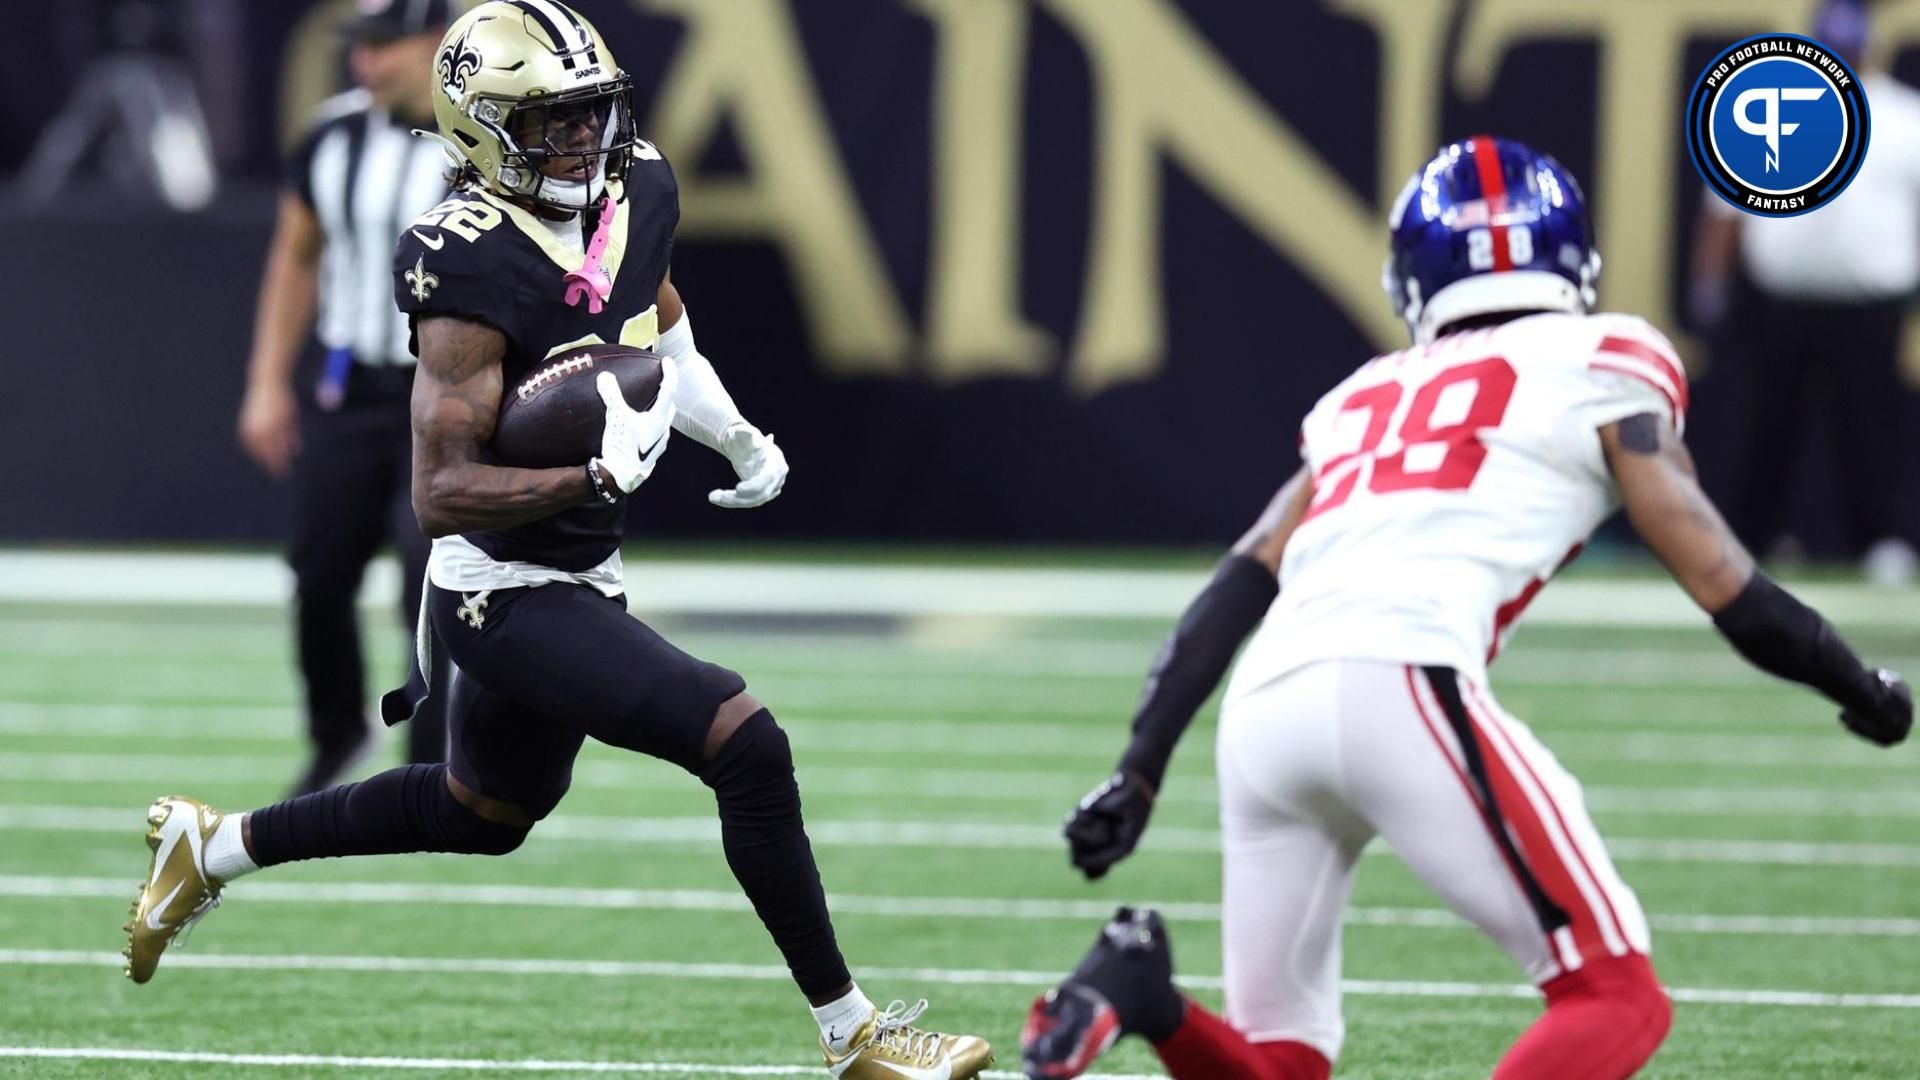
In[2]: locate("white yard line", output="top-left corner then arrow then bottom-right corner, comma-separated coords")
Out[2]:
7,806 -> 1920,868
2,550 -> 1914,626
7,744 -> 1920,819
0,691 -> 1832,752
0,1047 -> 1145,1079
1531,732 -> 1919,769
1,713 -> 1908,770
4,875 -> 1915,939
5,948 -> 1919,1010
0,619 -> 1837,687
0,747 -> 1234,806
7,620 -> 1907,696
1578,786 -> 1920,818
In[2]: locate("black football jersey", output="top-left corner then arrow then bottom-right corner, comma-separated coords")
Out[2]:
393,149 -> 678,572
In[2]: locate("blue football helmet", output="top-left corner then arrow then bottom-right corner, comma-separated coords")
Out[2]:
1383,136 -> 1602,344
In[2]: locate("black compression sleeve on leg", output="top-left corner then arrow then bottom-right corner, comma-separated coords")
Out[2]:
1711,573 -> 1881,711
248,763 -> 528,867
1117,554 -> 1279,792
701,710 -> 851,999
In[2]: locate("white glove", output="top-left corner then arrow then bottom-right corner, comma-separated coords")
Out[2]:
591,360 -> 678,494
708,422 -> 787,508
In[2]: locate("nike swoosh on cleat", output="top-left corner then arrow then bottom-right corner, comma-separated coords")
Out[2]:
143,880 -> 186,931
411,229 -> 446,250
149,821 -> 182,889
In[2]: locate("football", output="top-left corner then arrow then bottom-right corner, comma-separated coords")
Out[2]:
490,344 -> 665,469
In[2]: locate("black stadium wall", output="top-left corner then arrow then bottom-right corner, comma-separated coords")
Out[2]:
4,0 -> 1916,547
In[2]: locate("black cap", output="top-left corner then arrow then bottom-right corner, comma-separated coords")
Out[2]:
345,0 -> 457,43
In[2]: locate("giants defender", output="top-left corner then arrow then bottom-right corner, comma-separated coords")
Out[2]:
1022,138 -> 1912,1079
122,4 -> 992,1076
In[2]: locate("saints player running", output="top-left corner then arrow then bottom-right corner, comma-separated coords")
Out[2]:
122,4 -> 992,1076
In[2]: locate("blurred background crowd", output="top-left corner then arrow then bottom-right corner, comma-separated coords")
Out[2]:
4,0 -> 1919,579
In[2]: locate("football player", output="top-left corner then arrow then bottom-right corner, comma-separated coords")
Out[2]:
123,5 -> 992,1077
1021,138 -> 1912,1079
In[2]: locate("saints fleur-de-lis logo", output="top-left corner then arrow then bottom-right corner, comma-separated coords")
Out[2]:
406,254 -> 439,303
456,592 -> 489,630
436,26 -> 483,99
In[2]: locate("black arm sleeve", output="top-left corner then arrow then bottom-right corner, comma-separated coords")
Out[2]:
1117,554 -> 1279,792
1712,573 -> 1881,711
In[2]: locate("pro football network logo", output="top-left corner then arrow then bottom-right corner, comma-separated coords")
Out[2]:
1687,33 -> 1869,217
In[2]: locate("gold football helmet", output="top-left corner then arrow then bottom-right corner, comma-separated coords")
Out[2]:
429,0 -> 637,211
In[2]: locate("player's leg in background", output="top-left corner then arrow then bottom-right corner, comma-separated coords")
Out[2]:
1698,275 -> 1813,554
1823,295 -> 1920,579
286,400 -> 400,795
1368,666 -> 1670,1080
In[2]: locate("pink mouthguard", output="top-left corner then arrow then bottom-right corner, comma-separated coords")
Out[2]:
562,195 -> 617,313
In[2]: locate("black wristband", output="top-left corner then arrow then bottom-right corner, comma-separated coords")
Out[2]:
1119,554 -> 1279,791
1712,574 -> 1879,712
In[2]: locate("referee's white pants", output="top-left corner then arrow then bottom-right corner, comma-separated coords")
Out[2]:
1216,659 -> 1652,1062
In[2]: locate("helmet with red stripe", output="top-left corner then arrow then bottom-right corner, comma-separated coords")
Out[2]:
1383,136 -> 1602,344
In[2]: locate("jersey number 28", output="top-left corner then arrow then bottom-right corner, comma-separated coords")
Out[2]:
1304,356 -> 1518,521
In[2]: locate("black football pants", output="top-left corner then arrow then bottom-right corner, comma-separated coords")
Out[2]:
288,365 -> 448,777
426,582 -> 747,816
257,582 -> 852,997
1702,275 -> 1920,555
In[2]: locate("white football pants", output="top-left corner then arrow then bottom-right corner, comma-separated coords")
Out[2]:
1216,659 -> 1651,1061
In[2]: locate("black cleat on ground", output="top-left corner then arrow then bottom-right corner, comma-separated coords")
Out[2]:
1020,907 -> 1185,1079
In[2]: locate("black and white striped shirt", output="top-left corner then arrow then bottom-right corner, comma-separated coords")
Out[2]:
288,90 -> 448,366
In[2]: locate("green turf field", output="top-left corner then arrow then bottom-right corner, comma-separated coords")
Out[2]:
1,562 -> 1917,1078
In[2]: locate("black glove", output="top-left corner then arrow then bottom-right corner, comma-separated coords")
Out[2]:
1841,669 -> 1912,747
1064,771 -> 1155,880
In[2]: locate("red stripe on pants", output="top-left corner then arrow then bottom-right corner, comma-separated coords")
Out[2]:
1452,682 -> 1615,966
1402,667 -> 1567,976
1463,680 -> 1633,961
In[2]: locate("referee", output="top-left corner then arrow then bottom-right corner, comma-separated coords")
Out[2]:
237,0 -> 455,795
1690,0 -> 1920,583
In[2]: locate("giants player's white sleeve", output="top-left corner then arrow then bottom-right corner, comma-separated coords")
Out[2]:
1575,313 -> 1688,436
1226,312 -> 1690,700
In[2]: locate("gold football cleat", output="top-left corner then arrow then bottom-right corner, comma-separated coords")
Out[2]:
822,999 -> 994,1080
123,795 -> 227,984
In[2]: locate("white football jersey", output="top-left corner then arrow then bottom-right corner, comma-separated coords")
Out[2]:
1226,311 -> 1688,700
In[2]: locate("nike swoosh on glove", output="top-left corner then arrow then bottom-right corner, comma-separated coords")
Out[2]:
708,423 -> 787,509
592,360 -> 678,494
1842,669 -> 1913,747
1064,771 -> 1155,881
